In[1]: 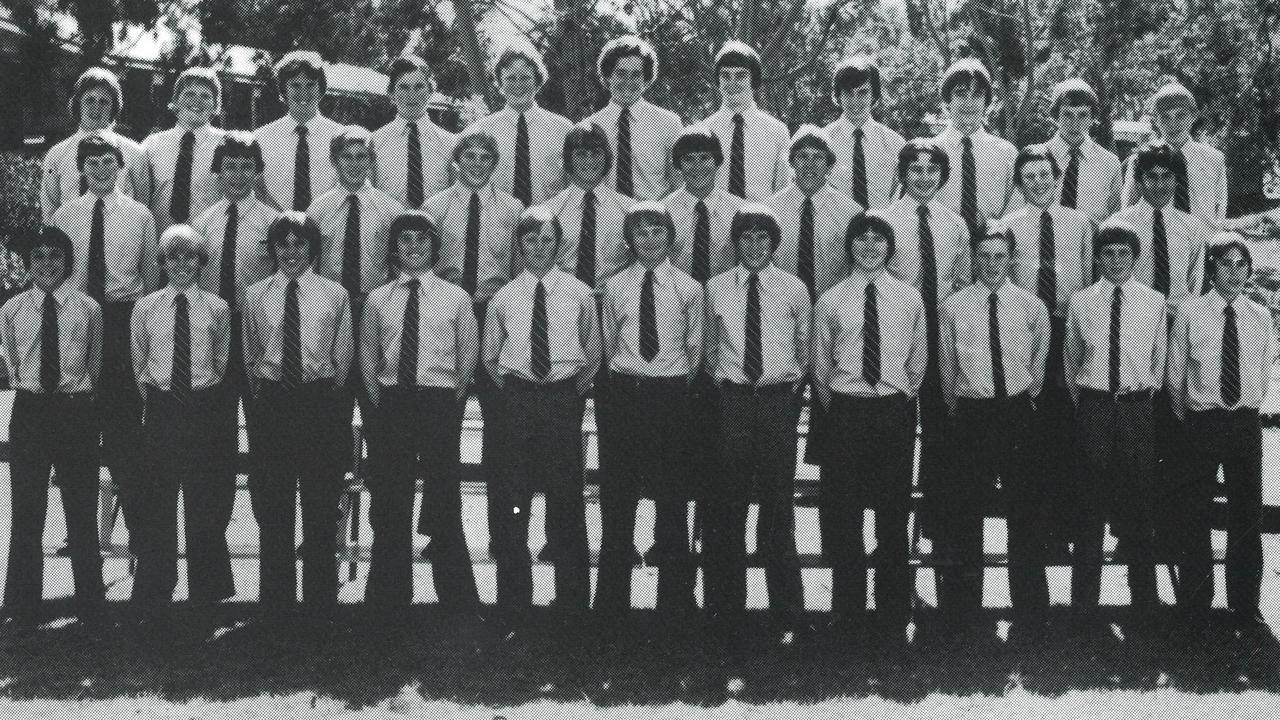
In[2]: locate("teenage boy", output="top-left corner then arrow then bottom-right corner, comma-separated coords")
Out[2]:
483,207 -> 601,616
143,67 -> 226,233
361,211 -> 480,611
255,51 -> 344,212
824,56 -> 906,209
704,41 -> 791,202
371,55 -> 455,209
813,210 -> 926,642
703,204 -> 811,641
1044,79 -> 1122,227
473,45 -> 573,206
596,203 -> 703,619
1,226 -> 105,636
41,67 -> 147,222
931,59 -> 1018,235
243,212 -> 354,624
129,225 -> 233,629
585,35 -> 683,201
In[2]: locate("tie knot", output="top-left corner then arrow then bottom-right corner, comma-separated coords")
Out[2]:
989,291 -> 999,306
644,269 -> 655,283
349,193 -> 359,207
407,120 -> 418,134
853,127 -> 863,140
176,292 -> 188,309
227,202 -> 238,217
1070,146 -> 1082,158
917,204 -> 929,219
406,278 -> 420,291
864,281 -> 875,298
288,278 -> 299,292
182,130 -> 195,143
962,136 -> 973,150
584,189 -> 595,204
749,271 -> 759,285
620,106 -> 630,120
296,125 -> 308,137
1226,303 -> 1236,319
734,113 -> 744,126
1113,284 -> 1123,301
43,293 -> 56,310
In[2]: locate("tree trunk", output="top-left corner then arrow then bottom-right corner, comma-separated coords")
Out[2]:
452,0 -> 495,108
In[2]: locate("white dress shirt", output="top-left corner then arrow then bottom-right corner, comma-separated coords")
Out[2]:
997,203 -> 1094,318
308,182 -> 405,294
705,103 -> 792,202
142,123 -> 225,231
813,269 -> 927,398
484,268 -> 601,384
471,105 -> 573,206
940,279 -> 1050,407
585,98 -> 683,201
361,271 -> 477,390
664,187 -> 745,281
706,263 -> 811,386
50,189 -> 160,303
601,259 -> 703,378
1064,277 -> 1167,399
40,128 -> 147,222
1108,200 -> 1209,308
1,283 -> 101,393
823,116 -> 906,209
193,195 -> 278,312
370,115 -> 456,208
1167,290 -> 1276,416
131,285 -> 230,391
542,184 -> 635,290
1121,138 -> 1228,225
424,183 -> 524,303
932,125 -> 1019,224
882,196 -> 971,308
767,183 -> 860,300
254,113 -> 344,210
1045,134 -> 1123,228
243,268 -> 354,386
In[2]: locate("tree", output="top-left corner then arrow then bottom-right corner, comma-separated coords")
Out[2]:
5,0 -> 164,68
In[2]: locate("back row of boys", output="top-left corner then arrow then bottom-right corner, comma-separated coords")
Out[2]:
11,36 -> 1276,639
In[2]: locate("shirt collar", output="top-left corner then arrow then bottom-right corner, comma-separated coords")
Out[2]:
275,266 -> 315,285
454,182 -> 497,202
635,259 -> 674,285
734,263 -> 777,286
164,283 -> 200,303
89,188 -> 123,210
42,282 -> 73,306
395,113 -> 439,135
398,270 -> 437,288
941,124 -> 988,145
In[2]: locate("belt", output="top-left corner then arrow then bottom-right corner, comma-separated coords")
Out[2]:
611,373 -> 687,394
504,375 -> 577,393
1080,387 -> 1153,403
719,380 -> 794,395
16,389 -> 92,402
957,391 -> 1030,406
259,379 -> 336,392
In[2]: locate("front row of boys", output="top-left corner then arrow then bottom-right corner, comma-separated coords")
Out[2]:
4,122 -> 1274,646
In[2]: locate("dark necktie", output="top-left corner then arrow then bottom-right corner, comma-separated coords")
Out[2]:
40,293 -> 59,393
173,293 -> 191,401
1173,148 -> 1190,213
1061,147 -> 1080,209
513,113 -> 531,206
861,280 -> 880,387
343,194 -> 362,298
531,279 -> 549,380
1037,210 -> 1057,313
744,271 -> 762,383
463,192 -> 480,296
170,130 -> 195,223
1109,285 -> 1122,394
220,203 -> 239,311
1222,303 -> 1240,406
961,135 -> 978,233
728,113 -> 746,198
293,125 -> 311,210
989,291 -> 1007,398
577,190 -> 596,287
398,279 -> 420,386
798,196 -> 816,301
88,196 -> 106,303
850,127 -> 867,208
282,278 -> 302,387
639,269 -> 658,362
616,106 -> 633,198
918,205 -> 939,372
406,121 -> 424,208
1152,207 -> 1170,296
692,200 -> 711,284
79,174 -> 88,197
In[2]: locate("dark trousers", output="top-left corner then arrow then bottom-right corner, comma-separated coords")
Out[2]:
101,303 -> 143,551
4,391 -> 103,621
1072,390 -> 1158,610
823,393 -> 915,626
596,375 -> 695,614
1164,408 -> 1264,613
1037,318 -> 1078,552
916,372 -> 952,542
133,386 -> 235,608
702,382 -> 803,621
368,386 -> 477,608
251,380 -> 349,611
938,394 -> 1048,622
493,377 -> 589,611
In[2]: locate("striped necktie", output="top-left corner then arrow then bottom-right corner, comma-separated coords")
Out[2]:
282,279 -> 302,387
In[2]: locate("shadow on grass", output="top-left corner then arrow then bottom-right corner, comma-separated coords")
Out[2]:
1,602 -> 1278,709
